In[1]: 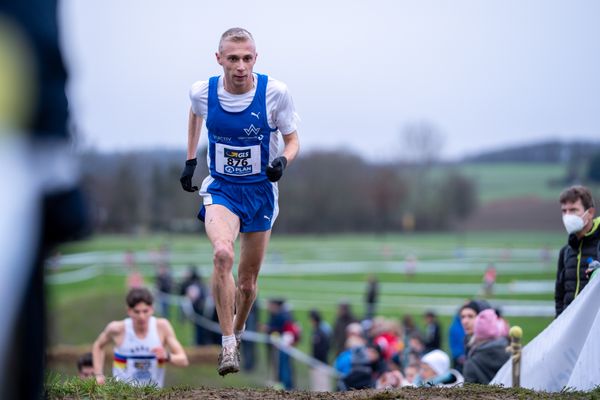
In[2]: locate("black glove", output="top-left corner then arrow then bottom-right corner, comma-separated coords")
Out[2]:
180,158 -> 198,192
266,156 -> 288,182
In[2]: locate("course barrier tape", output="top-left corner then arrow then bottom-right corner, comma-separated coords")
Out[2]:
45,265 -> 100,284
50,250 -> 557,276
45,264 -> 555,316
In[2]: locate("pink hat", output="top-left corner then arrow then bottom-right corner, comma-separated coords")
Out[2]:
474,309 -> 499,340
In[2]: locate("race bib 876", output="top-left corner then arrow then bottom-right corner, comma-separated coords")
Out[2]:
215,143 -> 261,176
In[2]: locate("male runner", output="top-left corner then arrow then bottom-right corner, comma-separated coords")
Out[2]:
180,27 -> 300,376
91,288 -> 188,387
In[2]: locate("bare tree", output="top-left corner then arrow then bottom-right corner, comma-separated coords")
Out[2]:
399,121 -> 445,167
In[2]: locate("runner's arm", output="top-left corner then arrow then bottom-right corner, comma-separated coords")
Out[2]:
281,131 -> 299,165
92,321 -> 122,383
187,107 -> 203,160
161,319 -> 189,367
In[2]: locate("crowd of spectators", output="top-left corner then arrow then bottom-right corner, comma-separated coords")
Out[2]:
319,296 -> 512,390
146,259 -> 511,390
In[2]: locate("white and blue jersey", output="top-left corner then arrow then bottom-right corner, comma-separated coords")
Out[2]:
206,73 -> 276,183
189,73 -> 298,232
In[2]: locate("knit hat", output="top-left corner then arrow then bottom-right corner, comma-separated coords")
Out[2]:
461,299 -> 491,314
421,349 -> 450,377
474,309 -> 500,340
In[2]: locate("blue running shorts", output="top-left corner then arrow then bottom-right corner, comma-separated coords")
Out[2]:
198,176 -> 279,232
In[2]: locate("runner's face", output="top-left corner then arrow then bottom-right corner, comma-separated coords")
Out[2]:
127,302 -> 153,328
460,308 -> 477,335
216,39 -> 257,94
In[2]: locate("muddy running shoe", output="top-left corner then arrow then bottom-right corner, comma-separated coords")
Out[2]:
217,345 -> 240,376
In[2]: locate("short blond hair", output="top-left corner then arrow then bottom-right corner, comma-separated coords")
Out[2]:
218,27 -> 254,52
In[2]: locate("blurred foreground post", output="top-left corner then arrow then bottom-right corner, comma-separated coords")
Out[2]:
509,326 -> 523,388
309,365 -> 331,391
0,1 -> 90,398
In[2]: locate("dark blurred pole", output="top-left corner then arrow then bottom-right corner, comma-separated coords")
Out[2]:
242,300 -> 259,371
270,339 -> 279,385
364,275 -> 378,320
0,0 -> 91,398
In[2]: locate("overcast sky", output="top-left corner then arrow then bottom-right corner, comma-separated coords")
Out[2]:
58,0 -> 600,161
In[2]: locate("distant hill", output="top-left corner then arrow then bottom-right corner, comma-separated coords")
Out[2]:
462,140 -> 600,163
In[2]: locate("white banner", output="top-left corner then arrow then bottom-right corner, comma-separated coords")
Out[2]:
491,275 -> 600,391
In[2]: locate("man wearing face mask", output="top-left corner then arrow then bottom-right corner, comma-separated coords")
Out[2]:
555,185 -> 600,317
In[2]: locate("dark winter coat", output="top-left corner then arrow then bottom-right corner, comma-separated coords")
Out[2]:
424,321 -> 441,353
463,337 -> 510,384
555,217 -> 600,317
333,314 -> 357,355
311,324 -> 331,363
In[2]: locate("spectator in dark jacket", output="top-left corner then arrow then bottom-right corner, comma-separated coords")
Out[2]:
266,299 -> 299,390
556,186 -> 600,317
340,344 -> 386,390
182,267 -> 208,345
333,302 -> 357,356
423,310 -> 441,353
155,263 -> 173,318
242,300 -> 259,371
309,309 -> 331,363
463,309 -> 510,384
364,275 -> 379,320
179,265 -> 202,321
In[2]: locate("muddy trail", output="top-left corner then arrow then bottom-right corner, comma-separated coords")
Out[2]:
155,386 -> 597,400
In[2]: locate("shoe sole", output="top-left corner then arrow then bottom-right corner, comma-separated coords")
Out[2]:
218,364 -> 240,376
218,343 -> 241,376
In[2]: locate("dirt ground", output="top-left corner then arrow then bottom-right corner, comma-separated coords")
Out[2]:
164,386 -> 596,400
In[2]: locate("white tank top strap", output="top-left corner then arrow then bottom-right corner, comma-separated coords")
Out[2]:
124,317 -> 134,337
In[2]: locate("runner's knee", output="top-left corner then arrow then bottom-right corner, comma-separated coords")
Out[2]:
238,281 -> 256,300
213,242 -> 234,269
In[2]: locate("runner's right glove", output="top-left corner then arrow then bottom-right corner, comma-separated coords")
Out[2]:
180,158 -> 198,192
266,156 -> 288,182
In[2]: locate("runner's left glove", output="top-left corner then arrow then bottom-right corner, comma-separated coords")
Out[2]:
180,158 -> 198,192
266,156 -> 288,182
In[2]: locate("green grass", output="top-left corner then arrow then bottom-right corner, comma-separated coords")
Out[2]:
45,373 -> 600,400
57,231 -> 566,256
47,359 -> 271,391
456,162 -> 566,203
45,373 -> 166,399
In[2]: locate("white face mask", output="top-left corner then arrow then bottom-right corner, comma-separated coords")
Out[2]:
562,210 -> 588,234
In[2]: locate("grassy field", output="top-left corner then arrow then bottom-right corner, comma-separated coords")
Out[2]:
46,376 -> 600,400
48,231 -> 564,390
455,162 -> 567,203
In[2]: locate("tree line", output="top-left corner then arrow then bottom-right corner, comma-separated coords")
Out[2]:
80,149 -> 477,234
